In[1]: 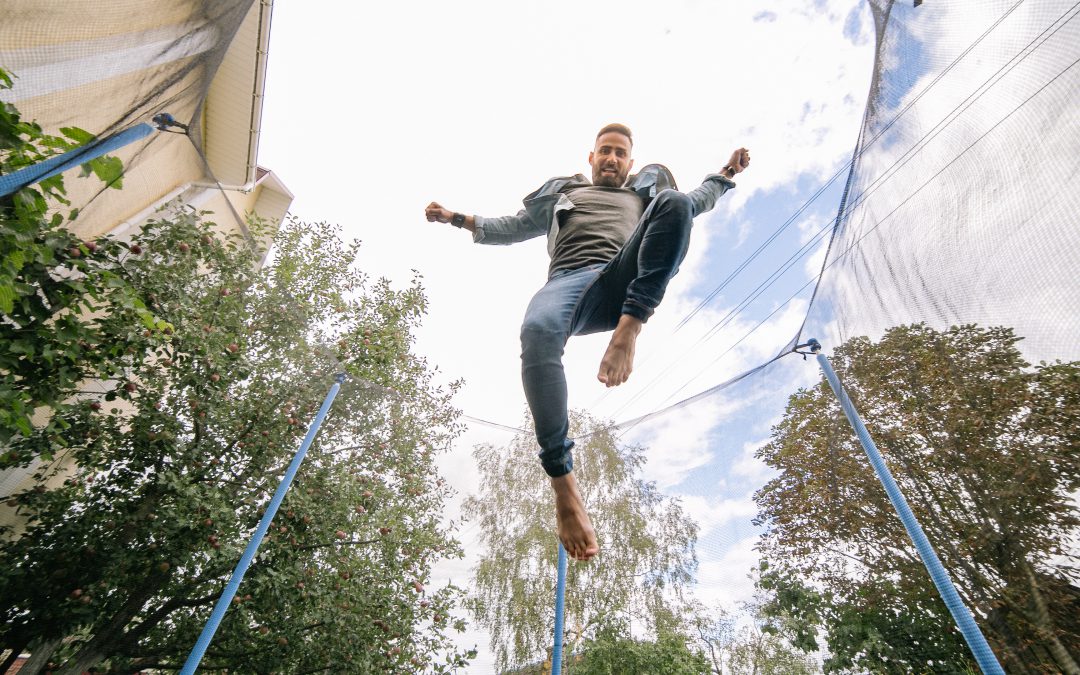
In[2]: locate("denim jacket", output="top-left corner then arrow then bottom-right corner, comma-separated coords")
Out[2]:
473,163 -> 735,256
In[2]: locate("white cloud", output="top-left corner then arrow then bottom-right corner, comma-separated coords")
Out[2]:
731,437 -> 776,484
692,535 -> 763,612
679,494 -> 759,539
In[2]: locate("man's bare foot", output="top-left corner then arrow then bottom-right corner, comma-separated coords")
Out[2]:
550,472 -> 599,561
597,314 -> 643,387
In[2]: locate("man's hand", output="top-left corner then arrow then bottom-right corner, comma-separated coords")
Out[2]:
425,201 -> 453,224
724,147 -> 751,177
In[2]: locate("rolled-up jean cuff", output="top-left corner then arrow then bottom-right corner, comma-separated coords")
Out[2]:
540,450 -> 574,478
621,300 -> 654,323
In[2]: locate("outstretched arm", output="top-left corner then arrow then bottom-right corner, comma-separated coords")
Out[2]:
686,146 -> 751,217
423,201 -> 544,245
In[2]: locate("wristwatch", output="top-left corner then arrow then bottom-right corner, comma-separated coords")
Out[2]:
722,165 -> 737,179
451,212 -> 466,228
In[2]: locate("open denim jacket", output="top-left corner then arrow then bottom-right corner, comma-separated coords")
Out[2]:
472,163 -> 735,257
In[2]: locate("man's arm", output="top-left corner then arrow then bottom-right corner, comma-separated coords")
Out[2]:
425,202 -> 477,233
685,147 -> 751,217
424,202 -> 545,245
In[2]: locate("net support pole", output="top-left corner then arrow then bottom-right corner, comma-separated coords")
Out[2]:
806,339 -> 1003,675
179,373 -> 347,675
0,122 -> 155,198
551,542 -> 568,675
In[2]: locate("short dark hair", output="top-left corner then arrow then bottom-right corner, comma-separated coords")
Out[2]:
596,123 -> 633,146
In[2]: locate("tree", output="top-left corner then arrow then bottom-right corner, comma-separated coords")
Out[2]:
1,150 -> 475,669
753,323 -> 1080,674
0,66 -> 134,458
687,601 -> 820,675
573,625 -> 710,674
464,411 -> 700,673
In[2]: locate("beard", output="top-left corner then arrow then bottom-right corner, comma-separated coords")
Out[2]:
592,165 -> 627,187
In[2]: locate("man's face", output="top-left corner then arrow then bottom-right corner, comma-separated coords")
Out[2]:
589,131 -> 634,187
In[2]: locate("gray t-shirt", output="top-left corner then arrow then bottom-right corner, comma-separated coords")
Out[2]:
549,185 -> 644,274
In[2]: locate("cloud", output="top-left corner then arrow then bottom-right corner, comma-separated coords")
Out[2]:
692,535 -> 762,612
679,493 -> 759,539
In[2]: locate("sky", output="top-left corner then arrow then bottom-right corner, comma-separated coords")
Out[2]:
258,1 -> 879,670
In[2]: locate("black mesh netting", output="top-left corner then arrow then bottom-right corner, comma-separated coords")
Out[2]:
575,1 -> 1080,672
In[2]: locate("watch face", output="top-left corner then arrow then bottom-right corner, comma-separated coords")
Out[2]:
452,213 -> 465,226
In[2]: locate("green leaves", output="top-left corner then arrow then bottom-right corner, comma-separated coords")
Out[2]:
59,126 -> 95,145
1,71 -> 472,671
574,628 -> 711,674
1,71 -> 135,448
466,412 -> 701,672
80,155 -> 124,189
754,323 -> 1080,673
0,208 -> 473,672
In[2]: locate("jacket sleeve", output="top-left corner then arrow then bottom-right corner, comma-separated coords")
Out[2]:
686,174 -> 737,218
472,209 -> 546,245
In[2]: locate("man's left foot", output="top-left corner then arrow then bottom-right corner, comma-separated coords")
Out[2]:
598,315 -> 642,387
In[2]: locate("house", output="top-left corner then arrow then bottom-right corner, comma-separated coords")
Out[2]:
0,0 -> 291,536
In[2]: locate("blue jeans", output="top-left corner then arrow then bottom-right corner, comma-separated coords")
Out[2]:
520,189 -> 694,477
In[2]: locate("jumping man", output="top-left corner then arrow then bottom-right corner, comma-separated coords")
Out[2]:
426,124 -> 749,561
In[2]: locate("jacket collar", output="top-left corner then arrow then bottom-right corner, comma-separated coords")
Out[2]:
524,163 -> 677,204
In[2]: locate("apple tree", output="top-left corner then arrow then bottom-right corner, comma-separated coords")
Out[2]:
1,105 -> 475,671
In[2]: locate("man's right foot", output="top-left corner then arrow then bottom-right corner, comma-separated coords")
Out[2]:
550,472 -> 599,561
597,314 -> 643,387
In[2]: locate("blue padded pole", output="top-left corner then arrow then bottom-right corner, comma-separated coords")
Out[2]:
0,122 -> 154,198
180,373 -> 347,675
807,340 -> 1004,675
551,542 -> 568,675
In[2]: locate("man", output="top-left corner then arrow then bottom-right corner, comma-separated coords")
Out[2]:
426,124 -> 749,561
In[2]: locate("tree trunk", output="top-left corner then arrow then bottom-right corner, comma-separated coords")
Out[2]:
1021,561 -> 1080,675
55,578 -> 162,675
17,637 -> 61,675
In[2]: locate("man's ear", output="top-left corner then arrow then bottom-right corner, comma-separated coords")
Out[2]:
588,150 -> 595,167
628,158 -> 635,173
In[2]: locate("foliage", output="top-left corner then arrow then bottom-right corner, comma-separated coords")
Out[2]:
689,602 -> 820,675
464,411 -> 699,673
0,204 -> 474,670
0,66 -> 135,452
572,625 -> 710,675
753,323 -> 1080,674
